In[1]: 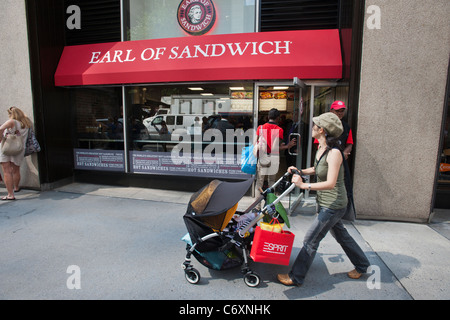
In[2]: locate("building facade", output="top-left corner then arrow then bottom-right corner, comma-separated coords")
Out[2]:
0,0 -> 449,222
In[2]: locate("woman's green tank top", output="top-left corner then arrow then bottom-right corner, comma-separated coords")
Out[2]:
314,149 -> 348,210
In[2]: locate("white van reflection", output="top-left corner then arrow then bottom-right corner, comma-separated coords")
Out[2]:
143,114 -> 206,140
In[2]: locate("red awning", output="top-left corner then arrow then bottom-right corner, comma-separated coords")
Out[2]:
55,30 -> 342,86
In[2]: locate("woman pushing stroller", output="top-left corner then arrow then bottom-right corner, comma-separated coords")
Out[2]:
277,112 -> 370,287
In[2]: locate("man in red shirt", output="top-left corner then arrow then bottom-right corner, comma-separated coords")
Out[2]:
255,109 -> 295,205
314,101 -> 353,159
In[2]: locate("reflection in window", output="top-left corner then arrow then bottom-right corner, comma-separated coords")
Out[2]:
73,87 -> 124,151
72,87 -> 125,172
126,0 -> 256,40
125,83 -> 254,178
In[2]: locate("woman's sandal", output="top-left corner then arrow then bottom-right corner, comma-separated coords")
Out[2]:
1,196 -> 16,201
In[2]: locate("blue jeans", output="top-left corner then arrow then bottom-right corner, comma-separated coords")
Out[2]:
289,206 -> 370,285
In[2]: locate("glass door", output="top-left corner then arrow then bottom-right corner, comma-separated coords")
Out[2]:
288,82 -> 349,213
434,83 -> 450,209
254,79 -> 304,207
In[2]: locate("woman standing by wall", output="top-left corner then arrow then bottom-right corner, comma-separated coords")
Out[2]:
0,107 -> 32,200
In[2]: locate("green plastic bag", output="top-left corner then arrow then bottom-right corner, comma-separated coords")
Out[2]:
263,193 -> 290,228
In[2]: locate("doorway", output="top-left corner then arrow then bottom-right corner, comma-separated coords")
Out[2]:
254,80 -> 304,209
434,78 -> 450,209
254,81 -> 350,213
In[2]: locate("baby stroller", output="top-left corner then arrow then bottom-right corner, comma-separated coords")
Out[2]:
182,171 -> 299,287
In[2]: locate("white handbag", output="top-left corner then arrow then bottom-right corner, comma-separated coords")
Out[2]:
1,124 -> 24,156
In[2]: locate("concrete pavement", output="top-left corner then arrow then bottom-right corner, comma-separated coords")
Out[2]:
0,183 -> 449,300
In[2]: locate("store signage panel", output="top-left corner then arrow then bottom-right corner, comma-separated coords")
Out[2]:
55,30 -> 342,86
177,0 -> 217,36
130,151 -> 250,179
259,91 -> 288,111
74,149 -> 125,172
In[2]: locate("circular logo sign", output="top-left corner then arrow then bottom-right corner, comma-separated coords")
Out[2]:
177,0 -> 216,36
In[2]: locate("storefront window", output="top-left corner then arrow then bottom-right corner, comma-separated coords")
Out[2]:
72,87 -> 125,172
436,94 -> 450,208
124,82 -> 254,179
126,0 -> 256,40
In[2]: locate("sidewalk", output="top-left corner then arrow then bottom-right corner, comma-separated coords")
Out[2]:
0,183 -> 449,300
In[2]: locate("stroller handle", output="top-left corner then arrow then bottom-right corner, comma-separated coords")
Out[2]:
238,169 -> 304,237
260,171 -> 293,196
289,169 -> 307,183
238,182 -> 297,237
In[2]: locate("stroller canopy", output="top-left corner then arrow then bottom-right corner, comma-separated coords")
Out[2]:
191,178 -> 253,215
184,177 -> 254,251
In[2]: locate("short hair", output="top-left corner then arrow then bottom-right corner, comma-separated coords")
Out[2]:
268,108 -> 280,120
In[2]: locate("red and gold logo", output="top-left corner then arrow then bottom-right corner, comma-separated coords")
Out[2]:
177,0 -> 216,36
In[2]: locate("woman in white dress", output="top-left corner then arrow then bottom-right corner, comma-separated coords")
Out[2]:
0,107 -> 32,200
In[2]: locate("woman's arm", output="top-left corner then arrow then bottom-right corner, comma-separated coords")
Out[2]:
343,144 -> 352,159
292,149 -> 343,190
0,119 -> 15,137
288,166 -> 315,176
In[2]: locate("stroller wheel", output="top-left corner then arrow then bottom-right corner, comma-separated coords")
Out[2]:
185,268 -> 201,284
243,272 -> 260,287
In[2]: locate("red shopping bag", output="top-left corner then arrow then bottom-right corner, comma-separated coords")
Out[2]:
250,226 -> 295,266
